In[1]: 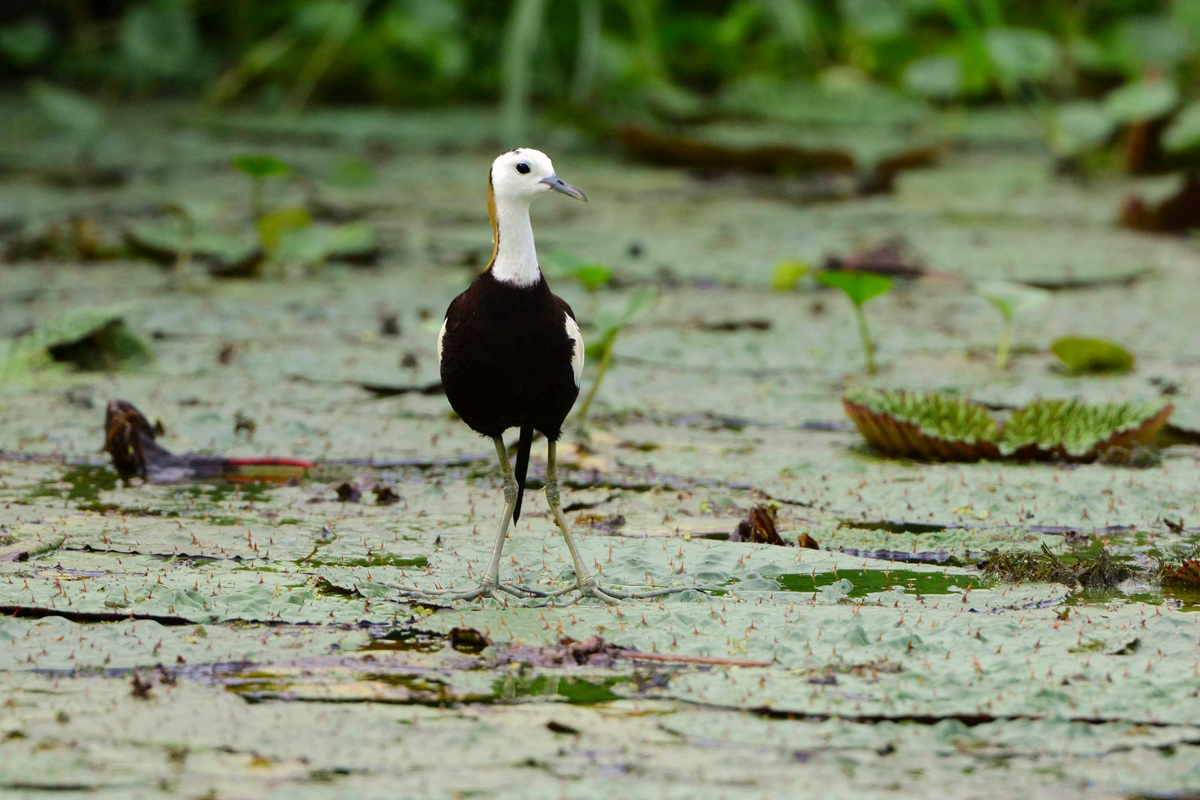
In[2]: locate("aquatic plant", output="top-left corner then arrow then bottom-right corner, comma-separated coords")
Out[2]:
843,389 -> 1173,463
815,271 -> 893,375
576,287 -> 656,422
977,280 -> 1049,370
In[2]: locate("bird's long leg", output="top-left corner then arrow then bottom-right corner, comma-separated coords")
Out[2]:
394,437 -> 544,602
542,440 -> 687,603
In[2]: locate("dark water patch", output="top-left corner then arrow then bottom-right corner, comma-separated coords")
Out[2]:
492,674 -> 627,704
776,568 -> 974,598
359,629 -> 444,654
834,547 -> 962,566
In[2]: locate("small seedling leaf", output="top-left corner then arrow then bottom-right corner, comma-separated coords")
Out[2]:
586,287 -> 658,359
815,271 -> 893,307
1051,336 -> 1134,375
233,155 -> 291,178
573,264 -> 613,291
771,260 -> 810,292
978,280 -> 1050,320
257,207 -> 312,255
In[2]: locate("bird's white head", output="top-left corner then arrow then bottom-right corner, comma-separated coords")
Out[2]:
489,148 -> 587,205
485,149 -> 587,287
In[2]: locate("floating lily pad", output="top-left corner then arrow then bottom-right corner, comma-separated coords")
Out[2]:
1000,398 -> 1174,460
844,389 -> 1172,463
1051,336 -> 1135,374
126,218 -> 261,273
1,305 -> 151,376
843,389 -> 1000,461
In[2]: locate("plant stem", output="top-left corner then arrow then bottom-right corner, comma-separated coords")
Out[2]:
576,336 -> 615,422
996,315 -> 1012,370
251,177 -> 263,221
853,304 -> 877,375
501,0 -> 550,143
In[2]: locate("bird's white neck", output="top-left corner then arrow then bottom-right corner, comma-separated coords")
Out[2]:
489,195 -> 541,287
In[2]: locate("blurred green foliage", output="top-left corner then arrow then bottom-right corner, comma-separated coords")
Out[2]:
1,1 -> 1195,103
1,1 -> 1199,156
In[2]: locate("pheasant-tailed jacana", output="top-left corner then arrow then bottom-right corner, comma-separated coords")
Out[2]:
419,149 -> 679,603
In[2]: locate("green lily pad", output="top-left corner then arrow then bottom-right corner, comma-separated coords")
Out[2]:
1,305 -> 151,376
843,389 -> 1172,463
843,389 -> 1000,461
977,280 -> 1050,320
999,398 -> 1173,459
126,218 -> 261,272
1051,336 -> 1135,375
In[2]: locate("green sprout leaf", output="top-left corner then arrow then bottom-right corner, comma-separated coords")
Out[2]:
815,271 -> 893,307
1051,336 -> 1135,375
573,264 -> 613,292
979,280 -> 1049,370
816,271 -> 892,375
578,287 -> 657,420
257,207 -> 313,256
233,155 -> 291,178
542,250 -> 613,292
771,259 -> 810,292
978,280 -> 1050,321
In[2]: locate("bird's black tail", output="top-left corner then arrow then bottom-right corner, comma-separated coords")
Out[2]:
512,426 -> 534,523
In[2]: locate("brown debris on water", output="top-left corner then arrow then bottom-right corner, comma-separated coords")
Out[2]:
496,636 -> 625,668
730,505 -> 784,546
824,236 -> 926,279
620,124 -> 856,175
104,399 -> 312,483
448,627 -> 490,654
1153,543 -> 1200,586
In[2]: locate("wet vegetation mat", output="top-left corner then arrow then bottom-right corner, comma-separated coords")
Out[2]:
2,98 -> 1200,800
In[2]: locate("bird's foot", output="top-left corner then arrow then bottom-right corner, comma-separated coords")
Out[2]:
390,580 -> 547,603
541,575 -> 691,604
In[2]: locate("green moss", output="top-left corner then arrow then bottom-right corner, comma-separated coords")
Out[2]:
844,389 -> 998,442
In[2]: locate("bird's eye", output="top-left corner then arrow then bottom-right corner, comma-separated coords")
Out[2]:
515,163 -> 530,174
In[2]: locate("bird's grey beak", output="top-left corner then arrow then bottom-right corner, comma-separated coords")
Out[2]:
541,175 -> 587,202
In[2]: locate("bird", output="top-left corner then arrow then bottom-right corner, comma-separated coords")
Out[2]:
418,149 -> 679,604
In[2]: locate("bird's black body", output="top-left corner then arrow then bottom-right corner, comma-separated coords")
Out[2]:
440,270 -> 580,521
410,149 -> 678,604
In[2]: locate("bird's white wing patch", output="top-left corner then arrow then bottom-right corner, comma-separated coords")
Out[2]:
565,314 -> 584,387
437,318 -> 447,367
